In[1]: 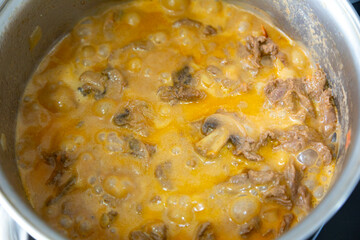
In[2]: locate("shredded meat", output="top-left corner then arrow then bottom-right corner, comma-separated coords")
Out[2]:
284,160 -> 301,198
195,222 -> 216,240
238,217 -> 260,237
246,36 -> 279,68
319,89 -> 337,138
296,185 -> 312,212
263,185 -> 292,210
278,214 -> 294,236
264,78 -> 315,117
230,136 -> 263,161
305,65 -> 326,100
248,170 -> 279,185
276,125 -> 333,165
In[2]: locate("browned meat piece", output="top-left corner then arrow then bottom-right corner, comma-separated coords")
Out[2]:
238,217 -> 260,237
296,185 -> 312,212
263,185 -> 292,209
284,160 -> 301,198
113,100 -> 154,137
231,136 -> 263,161
276,125 -> 333,165
129,222 -> 167,240
158,85 -> 205,103
319,89 -> 337,138
264,78 -> 315,117
42,151 -> 74,186
312,142 -> 332,165
305,65 -> 326,100
100,210 -> 118,228
154,161 -> 172,190
245,35 -> 286,69
45,175 -> 77,206
195,222 -> 216,240
158,66 -> 206,104
278,214 -> 294,236
229,173 -> 249,185
248,170 -> 279,185
173,18 -> 217,37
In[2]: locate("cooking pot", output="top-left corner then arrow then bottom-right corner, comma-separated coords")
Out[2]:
0,0 -> 360,239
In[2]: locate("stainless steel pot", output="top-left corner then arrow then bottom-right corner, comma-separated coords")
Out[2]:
0,0 -> 359,239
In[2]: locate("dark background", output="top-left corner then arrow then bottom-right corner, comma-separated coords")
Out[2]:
314,2 -> 360,240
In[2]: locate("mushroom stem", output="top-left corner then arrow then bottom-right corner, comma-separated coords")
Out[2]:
195,127 -> 230,158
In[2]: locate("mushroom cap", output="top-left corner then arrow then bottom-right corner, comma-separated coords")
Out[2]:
202,113 -> 246,137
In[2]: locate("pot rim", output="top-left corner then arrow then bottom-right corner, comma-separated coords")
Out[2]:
0,0 -> 359,240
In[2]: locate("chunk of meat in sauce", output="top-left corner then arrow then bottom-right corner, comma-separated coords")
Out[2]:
278,214 -> 294,236
263,185 -> 292,210
284,160 -> 301,198
238,217 -> 260,238
276,125 -> 333,165
123,136 -> 152,164
245,35 -> 286,69
195,222 -> 216,240
319,89 -> 337,138
158,66 -> 206,103
231,136 -> 263,161
264,78 -> 315,117
129,222 -> 167,240
248,170 -> 280,185
305,65 -> 326,100
296,185 -> 312,212
172,18 -> 217,36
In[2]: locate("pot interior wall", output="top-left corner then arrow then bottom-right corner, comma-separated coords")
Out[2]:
0,0 -> 357,239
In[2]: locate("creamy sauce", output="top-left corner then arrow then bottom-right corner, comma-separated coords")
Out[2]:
16,0 -> 338,239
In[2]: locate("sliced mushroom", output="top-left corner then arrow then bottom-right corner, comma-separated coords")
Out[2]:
45,175 -> 77,206
278,214 -> 294,236
158,66 -> 206,104
195,113 -> 247,158
100,210 -> 118,229
154,161 -> 172,190
78,67 -> 126,100
129,222 -> 167,240
113,100 -> 154,137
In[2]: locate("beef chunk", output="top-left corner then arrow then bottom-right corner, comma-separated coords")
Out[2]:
278,214 -> 294,236
231,136 -> 263,161
296,185 -> 312,212
248,170 -> 279,185
245,35 -> 285,69
129,222 -> 167,240
319,89 -> 337,138
276,125 -> 333,165
229,173 -> 249,185
264,78 -> 315,117
154,161 -> 172,190
284,160 -> 301,198
263,185 -> 292,209
158,66 -> 206,103
173,18 -> 217,37
238,217 -> 260,237
42,151 -> 74,186
195,222 -> 216,240
305,65 -> 326,100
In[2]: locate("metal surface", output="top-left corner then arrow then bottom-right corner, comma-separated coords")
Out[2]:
0,0 -> 359,239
